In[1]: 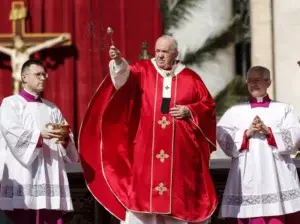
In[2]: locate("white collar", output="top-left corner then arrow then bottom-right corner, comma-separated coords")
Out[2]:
151,58 -> 185,78
255,94 -> 268,103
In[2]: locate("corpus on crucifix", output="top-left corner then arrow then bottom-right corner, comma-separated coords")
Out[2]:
0,1 -> 72,94
0,34 -> 70,94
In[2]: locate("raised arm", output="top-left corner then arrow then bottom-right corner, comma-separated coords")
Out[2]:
109,58 -> 130,89
0,45 -> 13,56
108,46 -> 130,89
109,46 -> 143,89
27,33 -> 70,55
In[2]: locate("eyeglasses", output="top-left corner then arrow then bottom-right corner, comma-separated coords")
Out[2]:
33,72 -> 48,79
246,78 -> 269,83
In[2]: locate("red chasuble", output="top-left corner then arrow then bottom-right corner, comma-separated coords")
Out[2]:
79,60 -> 218,222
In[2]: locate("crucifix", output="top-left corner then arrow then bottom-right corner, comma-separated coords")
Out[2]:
0,1 -> 72,94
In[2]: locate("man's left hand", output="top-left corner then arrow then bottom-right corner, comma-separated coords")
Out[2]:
258,123 -> 271,135
169,105 -> 191,119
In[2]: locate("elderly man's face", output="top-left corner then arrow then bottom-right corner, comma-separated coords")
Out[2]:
246,71 -> 271,98
155,38 -> 178,70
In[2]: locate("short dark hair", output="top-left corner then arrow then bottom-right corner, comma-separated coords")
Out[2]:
21,59 -> 44,75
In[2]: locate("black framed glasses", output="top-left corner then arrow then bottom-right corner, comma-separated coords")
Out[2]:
33,72 -> 48,79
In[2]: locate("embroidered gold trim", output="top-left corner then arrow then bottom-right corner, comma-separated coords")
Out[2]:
158,116 -> 170,129
155,183 -> 167,195
150,72 -> 159,211
156,150 -> 169,163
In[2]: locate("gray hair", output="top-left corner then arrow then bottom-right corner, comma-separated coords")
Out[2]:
246,66 -> 271,80
156,35 -> 178,52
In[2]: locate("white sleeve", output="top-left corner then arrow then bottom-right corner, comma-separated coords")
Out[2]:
272,105 -> 300,155
216,107 -> 245,158
109,58 -> 130,89
0,98 -> 40,167
53,108 -> 79,163
59,133 -> 79,163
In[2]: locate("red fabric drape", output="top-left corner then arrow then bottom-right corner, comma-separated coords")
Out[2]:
0,0 -> 163,137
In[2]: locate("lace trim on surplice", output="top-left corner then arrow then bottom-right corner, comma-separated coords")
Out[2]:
14,131 -> 33,155
1,184 -> 71,198
281,129 -> 293,151
223,188 -> 300,206
218,132 -> 236,154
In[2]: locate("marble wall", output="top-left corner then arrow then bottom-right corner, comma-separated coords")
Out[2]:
251,0 -> 300,115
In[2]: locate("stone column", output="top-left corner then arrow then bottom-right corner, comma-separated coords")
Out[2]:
250,0 -> 275,99
272,0 -> 300,114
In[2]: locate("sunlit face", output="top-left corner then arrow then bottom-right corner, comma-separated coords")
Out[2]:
13,36 -> 25,50
155,38 -> 178,70
246,71 -> 271,98
22,64 -> 48,94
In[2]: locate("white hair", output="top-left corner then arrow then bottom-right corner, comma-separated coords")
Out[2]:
246,66 -> 271,80
156,35 -> 178,52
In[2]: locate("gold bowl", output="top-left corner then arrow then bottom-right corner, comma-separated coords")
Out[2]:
46,123 -> 70,144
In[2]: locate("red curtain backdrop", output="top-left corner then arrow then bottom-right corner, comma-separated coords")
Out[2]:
0,0 -> 162,138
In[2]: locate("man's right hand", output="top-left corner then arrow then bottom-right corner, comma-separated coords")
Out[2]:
61,33 -> 71,41
41,128 -> 62,140
109,45 -> 122,65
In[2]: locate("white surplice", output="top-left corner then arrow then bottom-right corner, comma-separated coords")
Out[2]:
217,101 -> 300,218
0,95 -> 78,211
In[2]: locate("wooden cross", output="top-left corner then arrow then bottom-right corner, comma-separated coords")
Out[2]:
0,1 -> 71,48
0,1 -> 72,94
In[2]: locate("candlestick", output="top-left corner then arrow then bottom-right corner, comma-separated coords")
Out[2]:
107,27 -> 114,46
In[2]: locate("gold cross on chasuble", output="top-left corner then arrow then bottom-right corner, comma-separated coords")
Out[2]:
155,183 -> 168,195
158,116 -> 171,129
156,150 -> 169,163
